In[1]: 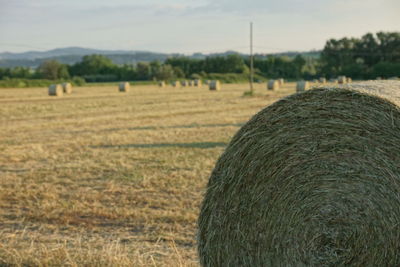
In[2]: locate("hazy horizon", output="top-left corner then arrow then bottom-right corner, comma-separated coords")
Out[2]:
0,0 -> 399,54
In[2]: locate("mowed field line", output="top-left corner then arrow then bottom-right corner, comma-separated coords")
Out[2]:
0,83 -> 294,266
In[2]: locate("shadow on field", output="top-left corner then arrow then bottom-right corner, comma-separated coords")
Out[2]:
105,122 -> 245,132
93,142 -> 227,149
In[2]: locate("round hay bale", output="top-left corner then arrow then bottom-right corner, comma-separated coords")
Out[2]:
198,81 -> 400,266
338,75 -> 347,84
158,81 -> 166,88
194,79 -> 202,87
188,80 -> 194,86
296,80 -> 310,92
209,80 -> 221,91
347,77 -> 353,83
62,82 -> 72,94
172,81 -> 181,88
329,78 -> 338,84
267,80 -> 279,90
205,80 -> 210,85
278,78 -> 285,85
48,84 -> 63,96
181,80 -> 188,87
119,82 -> 130,92
319,77 -> 327,84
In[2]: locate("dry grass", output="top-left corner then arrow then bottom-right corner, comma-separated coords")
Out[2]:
0,82 -> 297,266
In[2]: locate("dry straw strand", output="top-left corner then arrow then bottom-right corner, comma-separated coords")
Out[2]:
198,80 -> 400,266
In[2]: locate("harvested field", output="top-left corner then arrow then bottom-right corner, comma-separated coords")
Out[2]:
0,82 -> 296,266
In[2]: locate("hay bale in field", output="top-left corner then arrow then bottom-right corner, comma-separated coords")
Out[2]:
198,80 -> 400,266
181,80 -> 188,87
296,80 -> 310,92
278,78 -> 284,85
119,82 -> 130,92
319,77 -> 327,84
376,77 -> 382,80
347,77 -> 353,83
48,84 -> 63,96
172,81 -> 181,88
389,77 -> 399,80
188,80 -> 194,86
267,80 -> 279,90
209,80 -> 221,91
329,78 -> 338,84
194,79 -> 202,87
205,80 -> 210,85
338,75 -> 347,84
158,81 -> 166,88
62,82 -> 72,94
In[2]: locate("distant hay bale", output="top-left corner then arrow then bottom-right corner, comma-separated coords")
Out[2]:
376,77 -> 382,80
278,78 -> 284,85
188,80 -> 194,86
62,83 -> 72,94
198,80 -> 400,266
319,77 -> 327,84
119,82 -> 130,92
389,77 -> 399,80
347,77 -> 353,83
205,80 -> 211,85
267,80 -> 279,90
194,79 -> 202,87
329,78 -> 338,84
296,80 -> 310,92
209,80 -> 221,91
48,84 -> 63,96
181,80 -> 188,87
172,81 -> 181,88
158,81 -> 166,88
338,75 -> 347,84
312,79 -> 318,83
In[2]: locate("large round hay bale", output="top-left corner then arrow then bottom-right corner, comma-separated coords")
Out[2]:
209,80 -> 221,91
338,75 -> 347,84
181,80 -> 188,87
48,84 -> 63,96
194,79 -> 202,87
119,82 -> 130,92
62,82 -> 72,94
267,80 -> 279,90
198,81 -> 400,266
296,80 -> 310,92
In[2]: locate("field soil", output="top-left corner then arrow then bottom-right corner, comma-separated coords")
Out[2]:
0,82 -> 297,266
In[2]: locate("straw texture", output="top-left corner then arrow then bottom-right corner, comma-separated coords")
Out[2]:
198,81 -> 400,266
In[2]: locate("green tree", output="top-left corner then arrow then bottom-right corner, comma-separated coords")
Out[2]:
38,60 -> 70,80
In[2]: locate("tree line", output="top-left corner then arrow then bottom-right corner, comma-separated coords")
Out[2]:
0,31 -> 398,84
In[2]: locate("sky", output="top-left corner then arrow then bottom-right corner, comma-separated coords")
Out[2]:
0,0 -> 399,54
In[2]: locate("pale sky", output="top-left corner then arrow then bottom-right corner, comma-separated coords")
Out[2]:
0,0 -> 399,54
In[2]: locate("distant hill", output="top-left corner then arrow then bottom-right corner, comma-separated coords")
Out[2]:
0,47 -> 321,68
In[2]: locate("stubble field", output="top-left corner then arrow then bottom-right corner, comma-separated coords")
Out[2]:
0,82 -> 296,266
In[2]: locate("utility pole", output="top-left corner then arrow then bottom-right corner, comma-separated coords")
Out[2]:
250,22 -> 254,93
